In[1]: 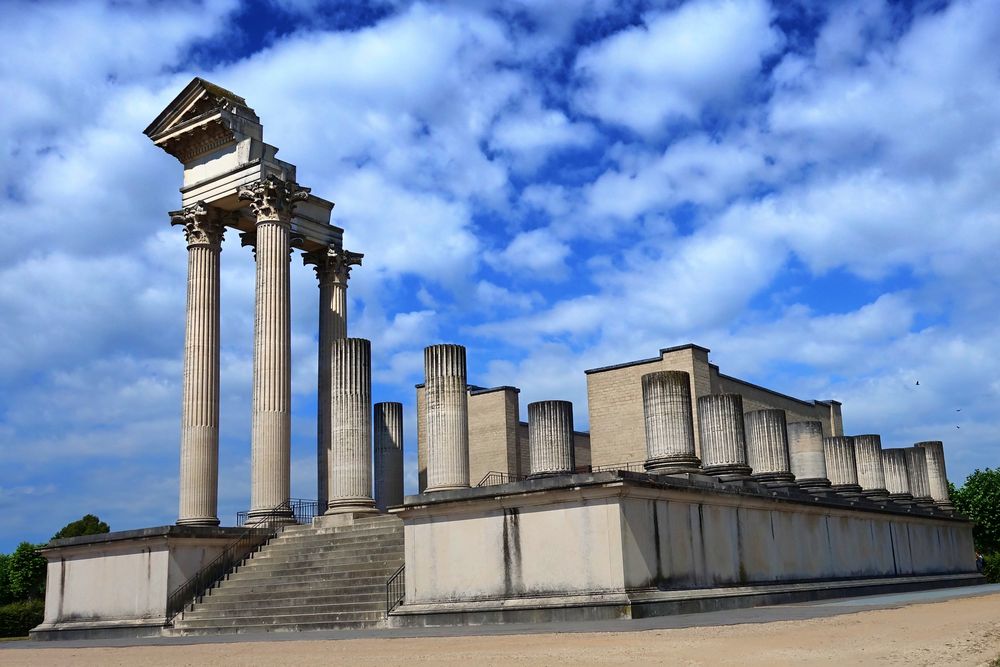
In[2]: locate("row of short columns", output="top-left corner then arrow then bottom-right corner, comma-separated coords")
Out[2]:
638,370 -> 954,510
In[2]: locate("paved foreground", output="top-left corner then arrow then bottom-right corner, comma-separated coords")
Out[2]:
4,586 -> 1000,665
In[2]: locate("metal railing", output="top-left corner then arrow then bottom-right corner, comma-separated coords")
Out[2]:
386,564 -> 405,615
476,471 -> 527,487
167,501 -> 293,622
590,460 -> 646,473
236,498 -> 319,526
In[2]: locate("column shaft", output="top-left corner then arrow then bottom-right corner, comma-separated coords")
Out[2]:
824,436 -> 862,497
744,409 -> 795,487
882,448 -> 913,502
697,394 -> 751,480
374,402 -> 405,511
173,204 -> 224,527
528,400 -> 575,476
904,446 -> 935,506
641,371 -> 700,474
424,344 -> 470,491
327,338 -> 375,513
853,434 -> 889,500
916,440 -> 954,510
786,421 -> 831,490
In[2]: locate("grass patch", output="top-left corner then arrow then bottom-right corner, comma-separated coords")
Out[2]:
0,636 -> 29,642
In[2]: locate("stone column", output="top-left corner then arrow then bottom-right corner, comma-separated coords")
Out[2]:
904,446 -> 935,507
882,448 -> 913,503
640,371 -> 701,474
326,338 -> 376,514
424,344 -> 470,491
697,394 -> 751,481
853,434 -> 889,500
824,436 -> 862,497
170,202 -> 225,526
916,441 -> 954,511
374,401 -> 404,511
528,400 -> 575,476
743,409 -> 796,488
304,247 -> 363,512
786,421 -> 831,492
240,176 -> 309,521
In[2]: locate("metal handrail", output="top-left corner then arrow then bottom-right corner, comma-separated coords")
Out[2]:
166,500 -> 293,622
236,498 -> 319,526
591,460 -> 646,473
476,471 -> 527,487
386,564 -> 405,615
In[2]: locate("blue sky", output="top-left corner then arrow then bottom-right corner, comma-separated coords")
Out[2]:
1,0 -> 999,551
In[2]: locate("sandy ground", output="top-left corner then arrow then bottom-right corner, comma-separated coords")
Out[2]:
4,593 -> 1000,667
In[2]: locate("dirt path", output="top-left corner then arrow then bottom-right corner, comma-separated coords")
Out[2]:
5,593 -> 1000,666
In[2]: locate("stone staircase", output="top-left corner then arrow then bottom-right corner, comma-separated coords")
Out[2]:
171,514 -> 403,635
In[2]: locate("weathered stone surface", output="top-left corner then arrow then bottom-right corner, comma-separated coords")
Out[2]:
171,203 -> 225,526
824,436 -> 863,497
904,446 -> 935,506
640,371 -> 700,474
916,441 -> 954,511
697,394 -> 751,480
744,409 -> 796,488
882,448 -> 913,503
327,338 -> 376,514
374,402 -> 405,511
527,400 -> 576,476
786,420 -> 831,491
425,344 -> 470,491
853,434 -> 889,500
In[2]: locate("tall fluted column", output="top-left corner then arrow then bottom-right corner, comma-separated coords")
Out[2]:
528,400 -> 575,476
744,409 -> 796,488
786,421 -> 831,491
424,344 -> 470,491
882,448 -> 913,503
824,436 -> 862,497
853,434 -> 889,500
641,371 -> 701,474
374,402 -> 405,511
240,176 -> 309,521
697,394 -> 751,481
326,338 -> 376,514
170,202 -> 225,526
304,247 -> 364,512
904,446 -> 935,507
916,440 -> 954,511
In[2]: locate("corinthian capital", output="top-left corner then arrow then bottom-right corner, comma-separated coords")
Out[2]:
238,175 -> 310,224
303,247 -> 364,285
169,201 -> 225,248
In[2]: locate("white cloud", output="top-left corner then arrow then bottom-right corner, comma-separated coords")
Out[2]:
487,227 -> 571,279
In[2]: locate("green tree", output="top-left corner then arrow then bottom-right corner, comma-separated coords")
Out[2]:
952,468 -> 1000,554
0,553 -> 11,606
7,542 -> 46,601
51,514 -> 110,541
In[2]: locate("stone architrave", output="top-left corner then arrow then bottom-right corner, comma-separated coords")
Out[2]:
170,202 -> 225,526
326,338 -> 376,514
853,434 -> 889,501
786,421 -> 832,492
640,371 -> 701,474
824,436 -> 863,497
882,448 -> 913,503
916,441 -> 955,511
303,247 -> 363,512
744,409 -> 796,488
374,402 -> 405,511
424,344 -> 470,491
528,400 -> 576,477
697,394 -> 751,481
904,446 -> 935,507
240,176 -> 309,521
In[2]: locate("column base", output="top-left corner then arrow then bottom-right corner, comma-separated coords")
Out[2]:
702,463 -> 752,482
751,472 -> 797,488
831,483 -> 864,498
935,501 -> 956,513
644,455 -> 702,475
245,507 -> 296,526
860,489 -> 890,502
325,498 -> 378,515
528,470 -> 574,479
888,493 -> 914,505
175,516 -> 221,527
426,484 -> 471,492
795,478 -> 832,493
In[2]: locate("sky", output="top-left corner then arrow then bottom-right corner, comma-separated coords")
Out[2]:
1,0 -> 999,551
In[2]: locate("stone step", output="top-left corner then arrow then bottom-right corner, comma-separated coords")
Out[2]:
239,551 -> 403,573
212,572 -> 399,594
266,528 -> 403,548
183,599 -> 385,618
169,619 -> 385,635
188,592 -> 385,612
175,610 -> 385,628
248,539 -> 404,560
279,518 -> 402,535
221,561 -> 402,584
204,583 -> 388,602
247,546 -> 404,566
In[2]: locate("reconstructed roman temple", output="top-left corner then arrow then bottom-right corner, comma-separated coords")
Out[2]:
32,80 -> 979,640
